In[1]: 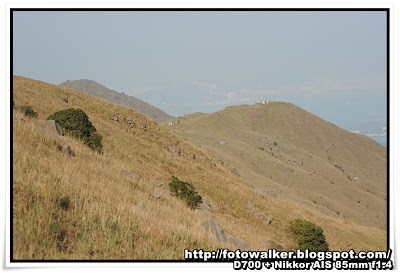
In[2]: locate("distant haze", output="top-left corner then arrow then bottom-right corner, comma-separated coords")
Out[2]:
13,10 -> 387,145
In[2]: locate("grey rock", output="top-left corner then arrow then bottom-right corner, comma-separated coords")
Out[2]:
219,141 -> 227,145
199,196 -> 211,211
44,120 -> 63,136
246,200 -> 255,211
151,192 -> 162,199
202,216 -> 225,241
225,234 -> 251,251
138,201 -> 145,212
62,144 -> 72,156
218,159 -> 224,165
231,168 -> 240,177
154,180 -> 164,187
244,223 -> 254,230
125,118 -> 136,128
170,145 -> 180,156
190,153 -> 196,160
59,95 -> 68,103
260,240 -> 272,249
207,158 -> 216,167
276,242 -> 286,249
255,212 -> 271,225
111,115 -> 119,122
142,125 -> 147,131
122,170 -> 140,180
159,184 -> 171,194
254,188 -> 277,198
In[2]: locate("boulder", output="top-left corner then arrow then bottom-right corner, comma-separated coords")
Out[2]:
199,196 -> 211,211
170,145 -> 180,156
202,216 -> 225,241
122,170 -> 140,180
154,180 -> 164,187
260,240 -> 272,249
231,168 -> 240,177
62,144 -> 72,156
254,188 -> 277,198
276,242 -> 286,249
207,158 -> 216,167
225,234 -> 251,251
255,212 -> 271,225
190,153 -> 196,160
246,200 -> 255,211
111,115 -> 119,122
138,201 -> 145,212
59,95 -> 68,103
44,120 -> 63,136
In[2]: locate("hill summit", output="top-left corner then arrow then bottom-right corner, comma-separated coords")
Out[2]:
60,79 -> 172,122
167,101 -> 387,230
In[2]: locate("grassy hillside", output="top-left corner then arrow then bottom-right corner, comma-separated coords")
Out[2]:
13,76 -> 386,260
167,102 -> 387,230
59,79 -> 173,122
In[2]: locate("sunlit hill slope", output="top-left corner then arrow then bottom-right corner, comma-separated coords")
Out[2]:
167,102 -> 387,230
13,76 -> 386,260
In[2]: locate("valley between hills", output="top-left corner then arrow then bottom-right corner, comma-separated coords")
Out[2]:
12,76 -> 387,259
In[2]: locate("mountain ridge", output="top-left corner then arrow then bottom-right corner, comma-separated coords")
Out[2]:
59,79 -> 173,122
167,101 -> 387,230
13,76 -> 386,259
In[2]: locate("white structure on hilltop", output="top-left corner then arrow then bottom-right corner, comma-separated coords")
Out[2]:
260,100 -> 269,104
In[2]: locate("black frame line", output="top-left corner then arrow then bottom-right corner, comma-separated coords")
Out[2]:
9,7 -> 391,263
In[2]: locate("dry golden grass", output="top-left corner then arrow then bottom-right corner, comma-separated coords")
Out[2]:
13,76 -> 386,260
168,102 -> 387,230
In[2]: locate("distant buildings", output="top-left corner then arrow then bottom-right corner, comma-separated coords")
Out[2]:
260,100 -> 269,104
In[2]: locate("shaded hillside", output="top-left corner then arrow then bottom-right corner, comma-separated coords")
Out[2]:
13,77 -> 385,259
59,79 -> 172,122
167,102 -> 387,230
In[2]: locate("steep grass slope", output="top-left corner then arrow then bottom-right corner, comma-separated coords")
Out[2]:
60,79 -> 173,122
13,76 -> 386,259
168,102 -> 387,230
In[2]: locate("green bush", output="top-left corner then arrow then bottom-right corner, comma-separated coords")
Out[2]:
83,132 -> 103,153
169,176 -> 202,209
47,108 -> 102,153
20,105 -> 38,118
289,219 -> 329,251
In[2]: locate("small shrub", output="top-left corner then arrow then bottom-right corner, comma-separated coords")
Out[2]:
289,219 -> 329,251
20,105 -> 38,118
47,108 -> 95,139
169,176 -> 202,209
258,147 -> 265,151
83,132 -> 103,153
47,108 -> 102,153
59,196 -> 70,210
273,142 -> 278,146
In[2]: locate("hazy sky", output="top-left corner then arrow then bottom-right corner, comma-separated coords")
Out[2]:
13,10 -> 387,143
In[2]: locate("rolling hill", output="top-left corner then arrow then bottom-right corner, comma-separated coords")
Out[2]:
59,79 -> 172,122
167,102 -> 387,230
13,76 -> 386,260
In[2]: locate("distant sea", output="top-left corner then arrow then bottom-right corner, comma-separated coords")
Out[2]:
368,135 -> 387,147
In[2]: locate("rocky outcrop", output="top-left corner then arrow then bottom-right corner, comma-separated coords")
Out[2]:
122,170 -> 141,180
231,168 -> 240,177
254,188 -> 277,198
30,120 -> 73,156
202,216 -> 226,241
44,120 -> 63,136
225,234 -> 251,251
246,200 -> 271,225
